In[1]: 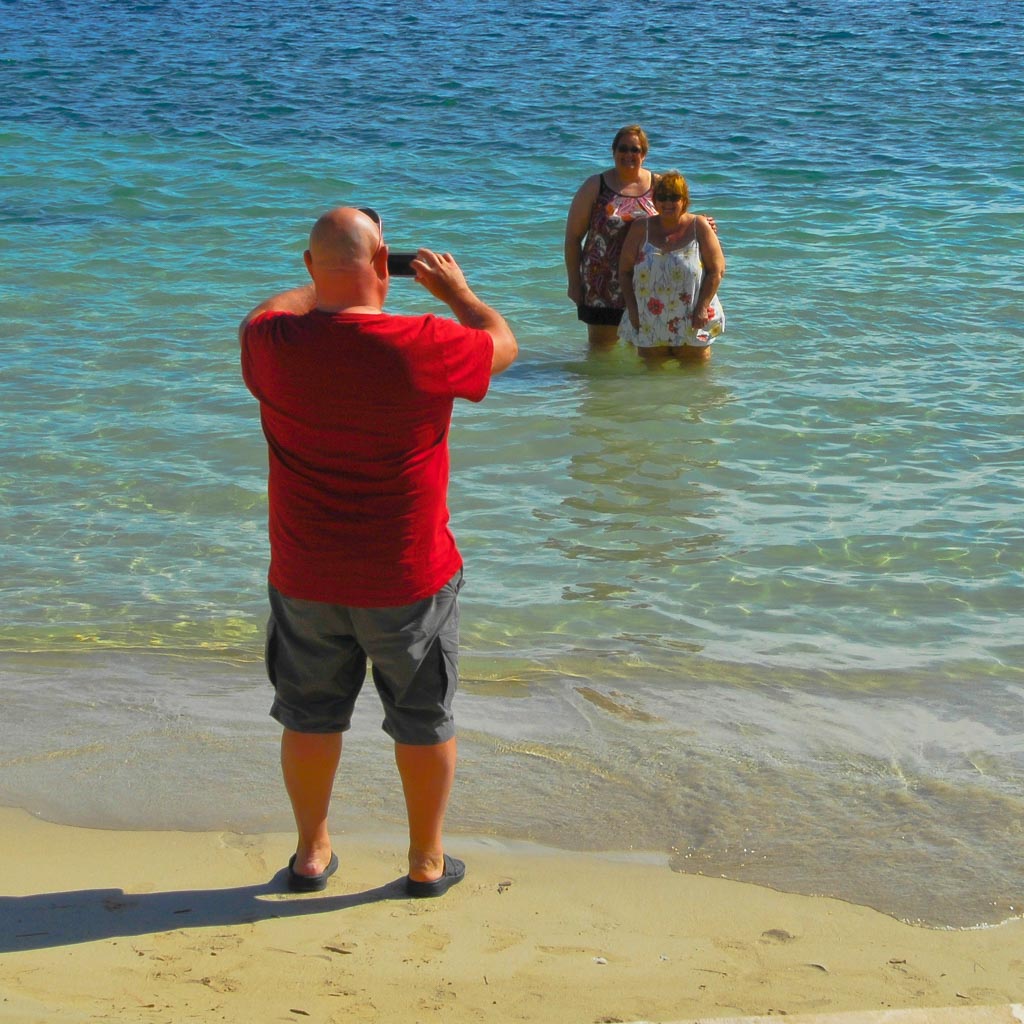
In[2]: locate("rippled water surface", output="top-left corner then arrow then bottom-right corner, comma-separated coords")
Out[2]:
1,0 -> 1022,927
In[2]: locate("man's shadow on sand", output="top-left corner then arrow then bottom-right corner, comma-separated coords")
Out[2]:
1,868 -> 408,952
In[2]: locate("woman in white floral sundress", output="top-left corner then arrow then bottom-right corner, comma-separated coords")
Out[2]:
618,170 -> 725,362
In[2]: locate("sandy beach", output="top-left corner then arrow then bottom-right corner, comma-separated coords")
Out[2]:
1,807 -> 1021,1024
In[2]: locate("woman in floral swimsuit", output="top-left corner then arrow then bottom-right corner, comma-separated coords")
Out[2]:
618,170 -> 726,362
564,125 -> 660,348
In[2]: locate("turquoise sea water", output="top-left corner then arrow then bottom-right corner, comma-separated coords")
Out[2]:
2,0 -> 1022,927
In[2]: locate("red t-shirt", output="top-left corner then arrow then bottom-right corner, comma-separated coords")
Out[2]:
241,309 -> 493,606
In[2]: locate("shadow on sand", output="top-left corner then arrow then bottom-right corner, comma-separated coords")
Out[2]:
1,867 -> 407,953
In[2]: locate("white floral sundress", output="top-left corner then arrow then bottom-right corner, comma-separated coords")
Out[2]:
618,219 -> 725,349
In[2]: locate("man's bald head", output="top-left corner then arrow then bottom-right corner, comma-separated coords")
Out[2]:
306,207 -> 381,270
302,207 -> 388,312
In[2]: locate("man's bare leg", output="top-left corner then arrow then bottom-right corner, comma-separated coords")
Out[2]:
281,728 -> 341,877
395,737 -> 457,882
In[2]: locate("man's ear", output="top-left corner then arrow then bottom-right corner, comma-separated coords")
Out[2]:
303,249 -> 314,278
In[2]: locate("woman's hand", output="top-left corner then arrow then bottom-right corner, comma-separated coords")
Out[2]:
691,305 -> 712,329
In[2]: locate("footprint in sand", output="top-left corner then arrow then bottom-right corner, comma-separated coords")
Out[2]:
411,925 -> 450,955
485,928 -> 526,953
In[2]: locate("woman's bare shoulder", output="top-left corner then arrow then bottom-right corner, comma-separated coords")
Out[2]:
583,169 -> 610,190
694,213 -> 716,234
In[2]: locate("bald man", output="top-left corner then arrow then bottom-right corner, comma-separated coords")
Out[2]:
240,207 -> 517,897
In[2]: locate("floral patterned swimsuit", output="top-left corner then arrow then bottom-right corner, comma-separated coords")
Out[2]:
580,174 -> 657,314
619,218 -> 726,349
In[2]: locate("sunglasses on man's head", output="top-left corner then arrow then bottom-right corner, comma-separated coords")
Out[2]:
616,145 -> 643,154
358,207 -> 383,260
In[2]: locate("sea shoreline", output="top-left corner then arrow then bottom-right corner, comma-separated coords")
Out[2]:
3,648 -> 1021,931
2,806 -> 1022,1024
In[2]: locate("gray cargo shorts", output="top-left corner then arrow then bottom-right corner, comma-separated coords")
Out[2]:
264,569 -> 463,745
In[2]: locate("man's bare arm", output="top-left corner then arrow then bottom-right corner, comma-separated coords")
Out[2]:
238,284 -> 317,346
411,249 -> 518,374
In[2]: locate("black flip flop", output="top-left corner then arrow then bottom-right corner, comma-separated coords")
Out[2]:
287,851 -> 339,892
405,854 -> 466,899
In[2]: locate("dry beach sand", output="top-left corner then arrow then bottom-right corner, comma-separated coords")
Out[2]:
1,806 -> 1021,1023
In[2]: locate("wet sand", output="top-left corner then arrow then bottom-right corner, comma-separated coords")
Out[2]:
1,807 -> 1021,1023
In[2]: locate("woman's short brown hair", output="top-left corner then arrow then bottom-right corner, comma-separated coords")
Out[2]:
611,124 -> 650,156
653,170 -> 689,210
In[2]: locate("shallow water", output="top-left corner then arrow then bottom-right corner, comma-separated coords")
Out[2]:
1,0 -> 1022,927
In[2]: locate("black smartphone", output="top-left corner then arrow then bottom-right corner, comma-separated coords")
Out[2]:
387,252 -> 417,277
